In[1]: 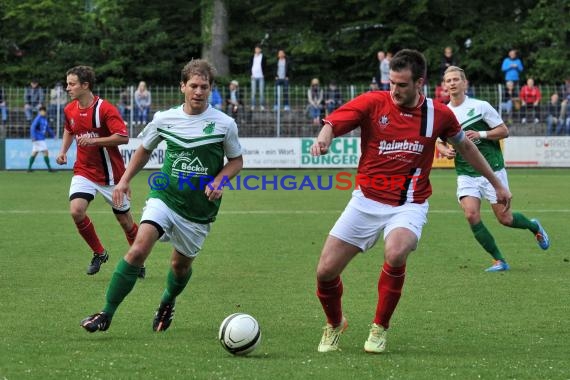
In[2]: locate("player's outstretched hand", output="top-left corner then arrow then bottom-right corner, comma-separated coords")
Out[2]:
495,185 -> 512,211
310,141 -> 329,156
205,182 -> 223,201
113,181 -> 131,208
56,153 -> 67,165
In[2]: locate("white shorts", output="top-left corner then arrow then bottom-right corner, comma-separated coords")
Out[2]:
457,168 -> 510,204
329,190 -> 429,252
140,198 -> 211,258
32,140 -> 48,153
69,175 -> 131,212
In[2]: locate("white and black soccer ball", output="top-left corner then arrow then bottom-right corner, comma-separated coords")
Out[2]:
218,313 -> 261,355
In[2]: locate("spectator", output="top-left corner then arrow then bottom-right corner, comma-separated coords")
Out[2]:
250,44 -> 267,111
274,49 -> 291,111
434,80 -> 450,104
545,93 -> 562,136
307,78 -> 324,126
48,81 -> 67,131
500,80 -> 518,124
134,81 -> 152,125
373,51 -> 385,88
225,80 -> 242,119
439,46 -> 457,79
0,85 -> 7,126
379,52 -> 392,90
465,80 -> 476,98
519,77 -> 541,123
556,97 -> 570,136
368,78 -> 380,92
28,106 -> 55,172
118,87 -> 132,123
501,49 -> 523,88
558,78 -> 570,102
209,83 -> 223,110
324,80 -> 343,116
24,79 -> 44,122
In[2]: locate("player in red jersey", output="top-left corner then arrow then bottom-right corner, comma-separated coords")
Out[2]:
310,49 -> 512,354
56,66 -> 144,278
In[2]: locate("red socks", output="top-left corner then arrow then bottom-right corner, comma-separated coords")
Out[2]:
317,276 -> 344,326
75,216 -> 105,254
125,223 -> 138,246
374,262 -> 406,329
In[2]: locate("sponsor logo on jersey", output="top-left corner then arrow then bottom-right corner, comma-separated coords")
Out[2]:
76,131 -> 99,139
467,108 -> 475,117
378,139 -> 425,155
203,121 -> 215,135
378,115 -> 389,129
171,153 -> 209,177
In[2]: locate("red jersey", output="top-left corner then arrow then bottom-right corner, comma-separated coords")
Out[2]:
519,85 -> 541,104
64,96 -> 128,185
324,91 -> 462,206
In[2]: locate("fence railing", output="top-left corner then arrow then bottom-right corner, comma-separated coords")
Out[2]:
0,83 -> 565,139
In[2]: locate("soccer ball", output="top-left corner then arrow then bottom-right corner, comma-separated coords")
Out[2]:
218,313 -> 261,355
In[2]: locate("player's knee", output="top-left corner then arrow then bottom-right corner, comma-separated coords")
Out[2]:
316,260 -> 340,282
464,211 -> 480,225
70,208 -> 86,223
171,258 -> 192,276
383,250 -> 408,268
125,246 -> 147,266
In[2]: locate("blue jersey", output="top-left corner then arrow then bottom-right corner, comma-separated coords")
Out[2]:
30,115 -> 55,141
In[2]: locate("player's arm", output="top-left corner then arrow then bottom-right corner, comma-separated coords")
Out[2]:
310,122 -> 334,156
451,135 -> 512,210
205,155 -> 244,201
465,124 -> 508,142
112,145 -> 152,207
77,133 -> 128,147
56,129 -> 74,165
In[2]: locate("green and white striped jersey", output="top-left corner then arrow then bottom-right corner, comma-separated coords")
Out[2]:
139,104 -> 242,223
447,96 -> 505,177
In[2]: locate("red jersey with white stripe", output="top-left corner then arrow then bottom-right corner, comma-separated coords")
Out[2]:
324,91 -> 463,206
64,96 -> 127,185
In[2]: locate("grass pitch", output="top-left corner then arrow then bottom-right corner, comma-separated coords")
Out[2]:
0,168 -> 568,379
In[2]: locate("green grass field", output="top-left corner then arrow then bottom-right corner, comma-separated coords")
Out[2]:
0,168 -> 568,380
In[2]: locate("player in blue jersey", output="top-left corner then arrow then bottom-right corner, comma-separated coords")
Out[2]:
27,106 -> 55,172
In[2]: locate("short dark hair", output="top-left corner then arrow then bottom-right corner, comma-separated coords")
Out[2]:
66,65 -> 96,90
390,49 -> 427,82
181,59 -> 216,85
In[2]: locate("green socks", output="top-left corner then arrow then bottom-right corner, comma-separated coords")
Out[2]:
27,155 -> 52,170
43,156 -> 52,170
510,212 -> 538,234
161,267 -> 193,304
103,258 -> 141,316
470,221 -> 504,261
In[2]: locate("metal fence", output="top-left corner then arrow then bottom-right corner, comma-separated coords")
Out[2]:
0,83 -> 565,139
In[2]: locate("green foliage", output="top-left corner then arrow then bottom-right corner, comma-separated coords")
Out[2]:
0,0 -> 567,86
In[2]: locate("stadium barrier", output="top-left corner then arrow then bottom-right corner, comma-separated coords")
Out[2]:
3,137 -> 570,170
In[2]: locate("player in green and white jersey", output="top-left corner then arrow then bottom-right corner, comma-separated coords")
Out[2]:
437,66 -> 549,272
81,59 -> 243,333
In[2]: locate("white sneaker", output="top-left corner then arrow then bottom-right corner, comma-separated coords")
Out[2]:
317,317 -> 348,352
364,323 -> 387,353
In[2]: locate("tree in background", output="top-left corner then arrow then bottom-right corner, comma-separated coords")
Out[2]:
0,0 -> 568,86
